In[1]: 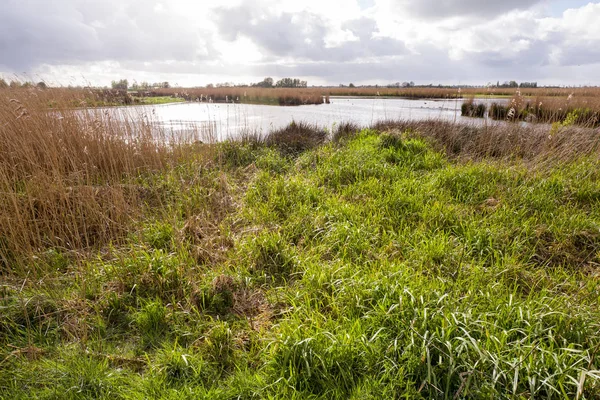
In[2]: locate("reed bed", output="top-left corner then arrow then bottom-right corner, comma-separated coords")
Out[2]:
460,92 -> 600,128
489,95 -> 600,127
153,87 -> 328,106
0,89 -> 207,273
327,86 -> 600,99
372,119 -> 600,164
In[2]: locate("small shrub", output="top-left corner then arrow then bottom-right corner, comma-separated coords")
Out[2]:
461,99 -> 487,118
332,122 -> 361,144
264,121 -> 327,156
489,102 -> 508,120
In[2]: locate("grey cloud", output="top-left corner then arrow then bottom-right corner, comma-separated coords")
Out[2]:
392,0 -> 543,19
246,41 -> 558,84
0,0 -> 216,71
214,6 -> 408,62
465,38 -> 553,68
1,0 -> 597,86
554,41 -> 600,66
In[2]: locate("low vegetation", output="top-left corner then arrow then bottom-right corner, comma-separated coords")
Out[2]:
460,98 -> 486,118
489,95 -> 600,128
462,94 -> 600,128
2,91 -> 600,399
153,87 -> 329,106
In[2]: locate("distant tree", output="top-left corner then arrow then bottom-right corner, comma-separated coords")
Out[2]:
36,81 -> 47,89
131,82 -> 149,90
519,82 -> 537,88
499,81 -> 519,88
349,83 -> 355,88
111,79 -> 128,90
254,77 -> 274,88
275,78 -> 307,88
9,81 -> 21,89
0,78 -> 8,89
206,83 -> 214,88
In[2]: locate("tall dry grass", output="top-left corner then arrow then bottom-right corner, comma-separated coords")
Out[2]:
372,119 -> 600,164
153,87 -> 328,106
488,94 -> 600,127
0,89 -> 201,273
327,86 -> 600,99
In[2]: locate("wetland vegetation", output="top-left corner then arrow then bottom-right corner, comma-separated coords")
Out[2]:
1,87 -> 600,399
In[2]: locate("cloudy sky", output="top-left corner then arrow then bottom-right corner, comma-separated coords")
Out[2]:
1,0 -> 598,87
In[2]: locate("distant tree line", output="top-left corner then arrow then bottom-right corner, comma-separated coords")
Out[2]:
132,81 -> 171,90
274,78 -> 307,88
519,82 -> 538,88
253,77 -> 274,88
205,77 -> 308,89
495,81 -> 538,88
111,80 -> 171,90
339,81 -> 414,88
111,79 -> 128,90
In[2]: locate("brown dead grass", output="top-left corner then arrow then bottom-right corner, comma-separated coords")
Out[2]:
153,87 -> 327,105
0,88 -> 203,273
372,119 -> 600,164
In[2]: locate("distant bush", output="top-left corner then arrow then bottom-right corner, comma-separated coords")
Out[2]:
461,99 -> 487,118
489,102 -> 508,120
332,122 -> 361,144
265,121 -> 327,156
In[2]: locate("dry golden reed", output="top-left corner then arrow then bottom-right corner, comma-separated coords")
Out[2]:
0,88 -> 201,272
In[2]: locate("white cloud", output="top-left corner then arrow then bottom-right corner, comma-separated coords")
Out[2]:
1,0 -> 599,86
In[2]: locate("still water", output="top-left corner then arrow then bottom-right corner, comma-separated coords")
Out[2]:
105,97 -> 503,141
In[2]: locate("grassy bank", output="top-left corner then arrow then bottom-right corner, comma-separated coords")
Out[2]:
2,94 -> 600,398
135,96 -> 186,105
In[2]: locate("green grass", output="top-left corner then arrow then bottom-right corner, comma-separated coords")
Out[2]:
136,96 -> 186,105
472,94 -> 515,99
2,128 -> 600,398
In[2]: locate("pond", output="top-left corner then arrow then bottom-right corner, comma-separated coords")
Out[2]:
101,97 -> 506,141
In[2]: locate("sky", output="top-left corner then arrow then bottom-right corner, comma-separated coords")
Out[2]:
0,0 -> 599,87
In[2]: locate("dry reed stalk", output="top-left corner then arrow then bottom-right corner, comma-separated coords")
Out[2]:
0,89 -> 201,273
153,87 -> 325,105
373,119 -> 600,164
